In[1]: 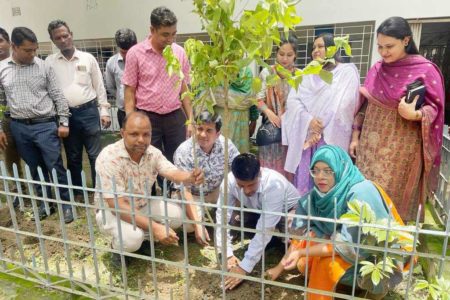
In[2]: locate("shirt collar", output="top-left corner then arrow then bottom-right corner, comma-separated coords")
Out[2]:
143,35 -> 164,54
9,56 -> 36,66
4,57 -> 14,64
143,37 -> 154,53
256,168 -> 267,195
117,139 -> 131,158
118,52 -> 124,61
117,139 -> 155,161
56,48 -> 80,61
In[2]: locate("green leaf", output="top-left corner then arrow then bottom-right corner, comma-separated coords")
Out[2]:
262,38 -> 273,59
162,45 -> 184,86
346,200 -> 363,215
252,77 -> 262,93
340,212 -> 360,224
429,285 -> 439,300
209,60 -> 219,68
376,259 -> 394,274
275,64 -> 292,78
181,91 -> 194,101
319,69 -> 333,84
266,73 -> 280,87
371,268 -> 381,286
344,43 -> 352,56
438,276 -> 450,292
303,60 -> 323,75
374,228 -> 388,242
414,280 -> 429,291
359,262 -> 375,277
325,45 -> 337,59
219,0 -> 230,14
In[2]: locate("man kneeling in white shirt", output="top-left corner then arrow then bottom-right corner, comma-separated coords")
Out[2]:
215,153 -> 300,290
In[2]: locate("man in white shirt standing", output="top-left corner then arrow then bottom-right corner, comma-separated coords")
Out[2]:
215,153 -> 299,290
105,28 -> 137,128
46,20 -> 111,194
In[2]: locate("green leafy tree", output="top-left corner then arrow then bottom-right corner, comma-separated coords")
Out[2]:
163,0 -> 350,268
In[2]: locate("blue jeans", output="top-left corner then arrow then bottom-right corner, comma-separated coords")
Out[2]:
64,102 -> 101,193
10,120 -> 71,210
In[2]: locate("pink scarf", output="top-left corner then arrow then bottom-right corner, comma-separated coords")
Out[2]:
363,54 -> 445,191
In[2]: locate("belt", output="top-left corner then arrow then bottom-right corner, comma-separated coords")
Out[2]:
137,107 -> 181,116
70,99 -> 97,110
12,116 -> 56,125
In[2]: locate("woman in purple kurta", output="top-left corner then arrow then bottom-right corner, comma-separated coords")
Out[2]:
282,34 -> 360,195
350,17 -> 445,221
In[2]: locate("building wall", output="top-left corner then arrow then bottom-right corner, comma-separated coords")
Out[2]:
1,0 -> 450,63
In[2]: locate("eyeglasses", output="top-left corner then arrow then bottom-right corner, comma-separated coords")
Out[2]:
309,168 -> 335,178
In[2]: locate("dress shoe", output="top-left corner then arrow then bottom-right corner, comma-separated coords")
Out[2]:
136,240 -> 152,256
33,205 -> 55,221
63,208 -> 74,224
12,196 -> 19,209
111,252 -> 132,269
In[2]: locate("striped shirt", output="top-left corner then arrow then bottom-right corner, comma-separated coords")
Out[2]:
121,39 -> 190,114
0,57 -> 70,128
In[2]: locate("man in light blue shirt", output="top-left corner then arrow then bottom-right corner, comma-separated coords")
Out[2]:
215,153 -> 299,290
105,28 -> 137,128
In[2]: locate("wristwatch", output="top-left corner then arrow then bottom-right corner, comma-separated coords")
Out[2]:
59,121 -> 69,127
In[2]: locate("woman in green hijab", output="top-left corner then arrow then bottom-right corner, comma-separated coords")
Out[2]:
266,145 -> 404,300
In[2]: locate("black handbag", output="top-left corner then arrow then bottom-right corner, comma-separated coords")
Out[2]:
256,84 -> 283,146
256,116 -> 282,146
405,79 -> 426,110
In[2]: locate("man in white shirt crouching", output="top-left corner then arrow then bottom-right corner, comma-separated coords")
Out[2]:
215,153 -> 299,290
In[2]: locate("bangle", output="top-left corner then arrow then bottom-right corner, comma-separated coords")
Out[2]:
257,100 -> 266,108
259,104 -> 268,112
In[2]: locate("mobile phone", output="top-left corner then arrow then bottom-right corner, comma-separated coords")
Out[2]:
405,80 -> 426,110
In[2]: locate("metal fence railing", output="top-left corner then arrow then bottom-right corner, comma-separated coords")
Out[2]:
0,160 -> 449,299
431,134 -> 450,225
100,107 -> 450,228
102,105 -> 122,132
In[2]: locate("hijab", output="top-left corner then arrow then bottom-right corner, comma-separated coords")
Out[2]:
308,145 -> 365,234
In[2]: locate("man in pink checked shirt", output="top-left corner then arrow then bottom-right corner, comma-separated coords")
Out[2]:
122,7 -> 192,184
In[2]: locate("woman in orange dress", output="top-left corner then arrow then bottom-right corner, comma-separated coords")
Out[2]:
266,145 -> 406,299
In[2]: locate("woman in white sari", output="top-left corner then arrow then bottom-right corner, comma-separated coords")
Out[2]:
282,33 -> 360,195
